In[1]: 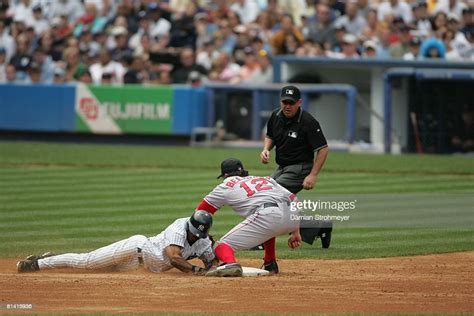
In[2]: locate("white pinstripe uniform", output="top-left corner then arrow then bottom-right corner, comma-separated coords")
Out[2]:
38,218 -> 215,273
198,175 -> 299,251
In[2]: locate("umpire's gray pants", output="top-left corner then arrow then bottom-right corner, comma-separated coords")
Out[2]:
271,162 -> 313,194
220,202 -> 299,251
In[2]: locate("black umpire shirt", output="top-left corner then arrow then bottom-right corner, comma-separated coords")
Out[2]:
266,108 -> 327,167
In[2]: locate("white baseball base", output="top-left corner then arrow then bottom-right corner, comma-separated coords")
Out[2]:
242,267 -> 270,277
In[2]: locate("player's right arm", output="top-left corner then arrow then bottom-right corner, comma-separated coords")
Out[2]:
164,245 -> 206,274
195,185 -> 227,214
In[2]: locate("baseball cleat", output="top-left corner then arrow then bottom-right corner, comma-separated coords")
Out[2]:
262,260 -> 279,274
17,259 -> 39,273
205,263 -> 243,277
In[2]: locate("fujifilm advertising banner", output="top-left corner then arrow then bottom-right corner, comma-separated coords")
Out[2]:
75,84 -> 173,134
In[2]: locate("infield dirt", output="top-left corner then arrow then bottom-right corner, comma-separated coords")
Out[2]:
1,252 -> 472,314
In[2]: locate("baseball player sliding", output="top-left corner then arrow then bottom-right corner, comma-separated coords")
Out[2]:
17,211 -> 217,275
197,158 -> 302,277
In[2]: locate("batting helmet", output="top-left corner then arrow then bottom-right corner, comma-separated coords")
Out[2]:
187,210 -> 213,238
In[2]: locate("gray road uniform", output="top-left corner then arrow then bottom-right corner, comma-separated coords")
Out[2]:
198,175 -> 299,251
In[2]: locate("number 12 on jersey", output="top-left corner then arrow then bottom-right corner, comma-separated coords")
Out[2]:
240,177 -> 273,197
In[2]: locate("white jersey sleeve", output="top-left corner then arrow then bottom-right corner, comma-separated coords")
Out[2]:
196,239 -> 215,263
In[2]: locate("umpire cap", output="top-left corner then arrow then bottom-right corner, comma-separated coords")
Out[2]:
217,158 -> 244,178
280,85 -> 301,103
187,210 -> 212,238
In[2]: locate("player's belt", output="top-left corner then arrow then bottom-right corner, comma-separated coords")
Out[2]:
137,248 -> 144,265
263,202 -> 279,208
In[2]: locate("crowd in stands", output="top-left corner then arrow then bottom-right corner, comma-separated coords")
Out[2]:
0,0 -> 473,85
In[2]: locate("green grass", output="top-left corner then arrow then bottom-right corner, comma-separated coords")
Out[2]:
0,141 -> 473,259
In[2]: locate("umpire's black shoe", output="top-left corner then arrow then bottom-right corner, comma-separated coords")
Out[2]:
318,227 -> 332,249
262,260 -> 279,274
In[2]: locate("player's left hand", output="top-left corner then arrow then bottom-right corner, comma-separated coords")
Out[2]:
302,174 -> 317,190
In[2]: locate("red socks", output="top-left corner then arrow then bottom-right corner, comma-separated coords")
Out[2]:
214,242 -> 236,263
263,237 -> 276,263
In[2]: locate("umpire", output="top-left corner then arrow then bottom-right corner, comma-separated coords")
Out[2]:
261,85 -> 331,247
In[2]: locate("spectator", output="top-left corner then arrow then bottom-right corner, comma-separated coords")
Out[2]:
73,3 -> 107,37
233,25 -> 253,53
362,8 -> 381,41
432,11 -> 448,32
214,20 -> 237,55
376,28 -> 393,58
331,24 -> 347,53
230,0 -> 260,25
270,14 -> 304,55
114,1 -> 139,34
378,0 -> 413,24
4,63 -> 18,83
132,34 -> 152,61
410,0 -> 432,37
434,0 -> 467,20
77,27 -> 100,60
296,39 -> 325,57
171,47 -> 207,83
362,39 -> 378,57
63,46 -> 88,81
169,2 -> 197,48
254,10 -> 277,47
237,47 -> 260,82
213,51 -> 240,82
148,3 -> 171,39
308,3 -> 338,50
123,55 -> 149,84
129,11 -> 152,51
24,26 -> 37,52
334,0 -> 367,38
249,49 -> 273,83
327,33 -> 360,58
50,15 -> 73,39
281,33 -> 302,54
25,62 -> 42,83
29,5 -> 48,36
31,48 -> 55,83
279,1 -> 308,28
77,70 -> 93,83
9,33 -> 32,79
0,20 -> 15,60
110,26 -> 133,62
389,24 -> 412,58
89,48 -> 125,84
420,36 -> 446,58
403,37 -> 422,59
357,0 -> 371,18
460,8 -> 474,37
196,39 -> 219,71
53,67 -> 67,83
48,0 -> 84,25
11,0 -> 34,25
194,12 -> 215,50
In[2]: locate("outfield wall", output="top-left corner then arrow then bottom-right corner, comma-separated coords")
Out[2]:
0,83 -> 207,136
